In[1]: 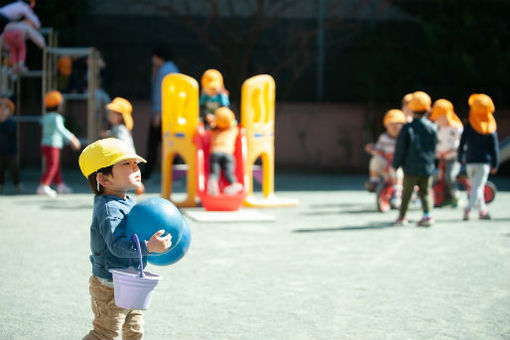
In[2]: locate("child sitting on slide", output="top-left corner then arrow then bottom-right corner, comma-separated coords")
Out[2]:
207,107 -> 243,196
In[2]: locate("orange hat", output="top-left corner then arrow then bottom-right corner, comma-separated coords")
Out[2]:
468,93 -> 496,134
408,91 -> 431,112
45,91 -> 63,108
401,93 -> 413,106
106,97 -> 134,131
430,99 -> 463,129
0,97 -> 15,112
58,56 -> 73,76
201,69 -> 224,90
383,109 -> 407,127
214,107 -> 235,129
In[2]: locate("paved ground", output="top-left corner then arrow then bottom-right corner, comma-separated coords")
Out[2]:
1,170 -> 509,340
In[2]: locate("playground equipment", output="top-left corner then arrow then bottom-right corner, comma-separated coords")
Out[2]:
160,73 -> 248,210
161,73 -> 298,210
194,123 -> 248,211
500,136 -> 510,164
241,75 -> 299,207
160,73 -> 199,207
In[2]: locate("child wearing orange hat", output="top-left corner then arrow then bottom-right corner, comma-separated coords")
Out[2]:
430,99 -> 463,206
103,97 -> 135,151
102,97 -> 145,194
458,94 -> 499,220
392,91 -> 437,226
37,90 -> 81,197
207,107 -> 243,195
401,93 -> 414,123
364,109 -> 407,207
0,97 -> 22,193
200,69 -> 230,126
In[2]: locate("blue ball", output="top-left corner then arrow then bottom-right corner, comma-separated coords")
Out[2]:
126,197 -> 184,253
148,218 -> 191,266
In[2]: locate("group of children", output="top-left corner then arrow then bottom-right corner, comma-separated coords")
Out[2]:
365,91 -> 499,225
0,67 -> 244,198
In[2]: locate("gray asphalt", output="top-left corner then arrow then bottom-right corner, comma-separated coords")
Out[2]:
1,170 -> 509,340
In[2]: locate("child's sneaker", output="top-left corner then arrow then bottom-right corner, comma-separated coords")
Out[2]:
224,182 -> 243,195
463,208 -> 471,221
56,183 -> 73,194
394,216 -> 408,226
36,184 -> 57,197
207,179 -> 219,195
417,216 -> 434,227
364,180 -> 378,192
479,210 -> 491,220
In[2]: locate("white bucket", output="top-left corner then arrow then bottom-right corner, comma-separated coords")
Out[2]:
109,234 -> 162,310
110,267 -> 161,310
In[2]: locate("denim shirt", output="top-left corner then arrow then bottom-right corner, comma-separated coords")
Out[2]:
89,195 -> 149,280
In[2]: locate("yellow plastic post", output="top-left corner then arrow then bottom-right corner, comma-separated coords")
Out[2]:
241,74 -> 299,207
161,73 -> 199,207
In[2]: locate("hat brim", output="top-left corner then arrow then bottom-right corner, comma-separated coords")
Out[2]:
112,153 -> 147,167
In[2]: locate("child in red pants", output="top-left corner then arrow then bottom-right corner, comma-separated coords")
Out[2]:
37,91 -> 80,197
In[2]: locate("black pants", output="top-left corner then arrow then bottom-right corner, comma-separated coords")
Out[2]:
0,155 -> 20,185
142,122 -> 161,180
209,152 -> 236,184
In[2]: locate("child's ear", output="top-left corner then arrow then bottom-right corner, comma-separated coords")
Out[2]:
96,172 -> 111,188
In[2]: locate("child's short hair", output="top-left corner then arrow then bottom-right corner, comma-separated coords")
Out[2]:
152,45 -> 173,61
87,165 -> 113,195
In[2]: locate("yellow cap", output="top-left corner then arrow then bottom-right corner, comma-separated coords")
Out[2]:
45,90 -> 63,108
78,138 -> 146,178
106,97 -> 134,131
408,91 -> 431,112
383,109 -> 407,127
201,69 -> 224,90
214,107 -> 235,129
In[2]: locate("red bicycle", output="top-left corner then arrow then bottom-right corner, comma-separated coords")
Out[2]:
433,151 -> 497,207
372,150 -> 399,212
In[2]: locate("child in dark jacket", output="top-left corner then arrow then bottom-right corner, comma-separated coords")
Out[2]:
458,93 -> 499,220
392,91 -> 438,226
0,97 -> 21,193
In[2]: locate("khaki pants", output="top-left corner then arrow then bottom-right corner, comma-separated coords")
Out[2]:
83,275 -> 144,340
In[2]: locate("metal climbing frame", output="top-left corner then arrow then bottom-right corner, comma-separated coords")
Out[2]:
42,46 -> 100,142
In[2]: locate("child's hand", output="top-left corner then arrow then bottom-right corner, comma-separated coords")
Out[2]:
70,137 -> 81,151
365,143 -> 374,154
146,230 -> 172,254
490,167 -> 498,175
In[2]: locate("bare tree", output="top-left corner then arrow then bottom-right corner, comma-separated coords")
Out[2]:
135,0 -> 390,100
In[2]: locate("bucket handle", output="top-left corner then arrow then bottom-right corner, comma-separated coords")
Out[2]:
130,234 -> 145,278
